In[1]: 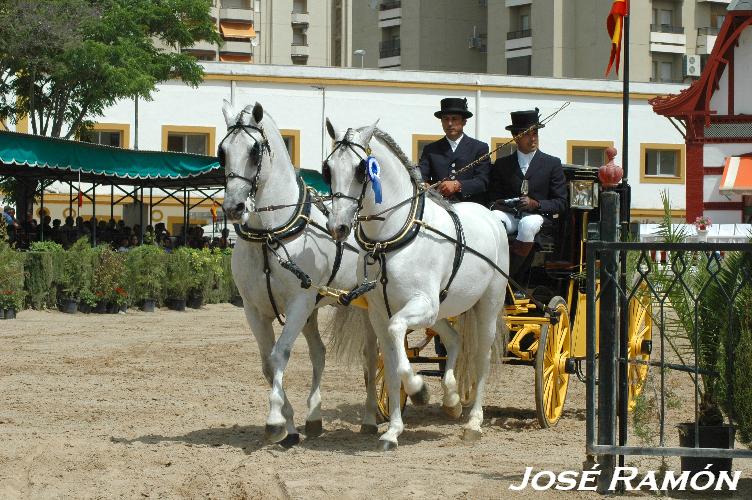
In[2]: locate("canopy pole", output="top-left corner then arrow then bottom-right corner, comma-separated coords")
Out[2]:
149,188 -> 153,228
40,181 -> 45,241
92,183 -> 97,246
110,185 -> 114,221
69,182 -> 73,215
183,187 -> 188,246
139,186 -> 144,244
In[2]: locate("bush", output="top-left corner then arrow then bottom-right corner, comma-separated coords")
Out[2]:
91,245 -> 126,305
0,241 -> 25,310
126,244 -> 166,304
164,247 -> 193,300
57,238 -> 96,301
24,251 -> 56,309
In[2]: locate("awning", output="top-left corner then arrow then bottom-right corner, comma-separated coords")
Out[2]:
220,22 -> 256,39
720,155 -> 752,195
219,53 -> 252,63
0,129 -> 329,192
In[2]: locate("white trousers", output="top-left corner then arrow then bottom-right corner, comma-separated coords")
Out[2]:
493,211 -> 545,243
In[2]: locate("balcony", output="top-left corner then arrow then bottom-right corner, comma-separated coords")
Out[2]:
291,43 -> 310,57
379,4 -> 401,26
650,25 -> 686,53
507,29 -> 532,40
220,8 -> 254,22
379,38 -> 400,58
505,0 -> 532,5
221,39 -> 252,53
380,1 -> 400,9
697,0 -> 730,3
291,11 -> 310,25
187,40 -> 218,52
697,27 -> 720,55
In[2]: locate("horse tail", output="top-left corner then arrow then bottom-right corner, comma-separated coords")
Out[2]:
455,307 -> 508,405
324,305 -> 370,366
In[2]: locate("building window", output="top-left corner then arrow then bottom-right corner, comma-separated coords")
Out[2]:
292,0 -> 307,13
640,143 -> 684,184
80,123 -> 130,148
507,55 -> 531,76
279,129 -> 301,167
161,126 -> 216,155
520,13 -> 530,31
490,137 -> 516,162
292,27 -> 307,46
412,134 -> 443,163
567,140 -> 613,167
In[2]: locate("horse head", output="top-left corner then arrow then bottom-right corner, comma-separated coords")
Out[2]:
219,99 -> 270,222
323,118 -> 378,241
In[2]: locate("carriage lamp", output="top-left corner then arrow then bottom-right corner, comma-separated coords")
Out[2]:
598,146 -> 623,188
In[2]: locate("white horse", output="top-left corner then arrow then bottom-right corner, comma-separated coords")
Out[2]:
220,101 -> 379,445
323,121 -> 509,450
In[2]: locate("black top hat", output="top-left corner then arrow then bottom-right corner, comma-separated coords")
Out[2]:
505,108 -> 545,132
434,97 -> 473,119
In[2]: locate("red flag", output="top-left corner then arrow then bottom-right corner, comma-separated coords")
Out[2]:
77,190 -> 83,208
210,202 -> 218,223
605,0 -> 628,76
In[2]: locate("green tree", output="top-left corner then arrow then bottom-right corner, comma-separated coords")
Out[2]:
0,0 -> 219,209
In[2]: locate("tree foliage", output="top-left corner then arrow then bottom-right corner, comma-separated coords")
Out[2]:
0,0 -> 220,139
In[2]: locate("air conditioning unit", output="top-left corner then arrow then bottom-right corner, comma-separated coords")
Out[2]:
683,55 -> 702,77
468,36 -> 482,49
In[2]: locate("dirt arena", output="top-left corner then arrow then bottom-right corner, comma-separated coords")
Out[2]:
1,304 -> 750,499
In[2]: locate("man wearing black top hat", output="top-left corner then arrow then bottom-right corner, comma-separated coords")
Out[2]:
487,108 -> 567,283
418,97 -> 490,204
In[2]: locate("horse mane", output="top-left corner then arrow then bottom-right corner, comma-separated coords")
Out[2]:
368,127 -> 454,211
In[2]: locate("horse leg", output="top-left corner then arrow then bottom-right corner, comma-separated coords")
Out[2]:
462,296 -> 503,442
265,297 -> 314,444
301,308 -> 325,438
429,319 -> 463,420
360,319 -> 379,435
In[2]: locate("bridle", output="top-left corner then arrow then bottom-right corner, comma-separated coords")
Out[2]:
218,114 -> 272,202
321,128 -> 371,206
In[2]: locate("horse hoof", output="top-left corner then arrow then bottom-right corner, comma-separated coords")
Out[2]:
279,433 -> 300,448
264,424 -> 288,444
376,439 -> 398,451
305,419 -> 323,438
442,403 -> 463,420
461,428 -> 482,442
409,384 -> 430,406
360,424 -> 379,435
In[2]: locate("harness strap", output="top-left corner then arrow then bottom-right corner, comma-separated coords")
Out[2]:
234,176 -> 311,243
378,253 -> 393,318
262,243 -> 285,325
439,209 -> 465,303
355,189 -> 425,253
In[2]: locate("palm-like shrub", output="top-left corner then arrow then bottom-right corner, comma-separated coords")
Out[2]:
164,247 -> 192,301
126,244 -> 166,303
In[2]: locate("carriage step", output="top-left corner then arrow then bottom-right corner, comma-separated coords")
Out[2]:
417,369 -> 445,378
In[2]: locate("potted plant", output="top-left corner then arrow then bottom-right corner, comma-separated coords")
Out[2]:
92,245 -> 126,313
653,192 -> 750,474
694,215 -> 712,242
165,247 -> 192,311
57,238 -> 95,313
126,244 -> 166,312
78,288 -> 98,314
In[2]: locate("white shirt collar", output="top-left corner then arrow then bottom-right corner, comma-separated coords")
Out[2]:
516,149 -> 537,174
446,134 -> 464,152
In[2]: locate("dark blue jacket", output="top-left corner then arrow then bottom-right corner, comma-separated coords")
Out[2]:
418,135 -> 491,204
486,150 -> 567,216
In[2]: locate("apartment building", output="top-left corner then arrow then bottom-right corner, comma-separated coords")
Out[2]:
181,0 -> 353,67
353,0 -> 732,83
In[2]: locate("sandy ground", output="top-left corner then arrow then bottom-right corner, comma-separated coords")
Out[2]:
1,305 -> 750,499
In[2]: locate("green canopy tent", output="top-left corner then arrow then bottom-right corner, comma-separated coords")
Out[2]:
0,130 -> 329,243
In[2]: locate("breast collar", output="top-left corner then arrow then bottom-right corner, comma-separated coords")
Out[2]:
354,179 -> 426,254
234,175 -> 311,243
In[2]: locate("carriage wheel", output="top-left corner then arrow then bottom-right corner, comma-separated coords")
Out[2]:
375,353 -> 407,421
535,296 -> 571,428
627,290 -> 653,411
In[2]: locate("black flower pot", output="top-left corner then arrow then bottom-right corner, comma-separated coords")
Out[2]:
187,293 -> 203,309
107,302 -> 119,314
78,302 -> 92,314
0,308 -> 5,319
119,304 -> 127,313
93,301 -> 107,314
141,299 -> 156,313
61,298 -> 78,314
230,295 -> 244,307
677,423 -> 735,475
4,308 -> 15,320
167,298 -> 186,311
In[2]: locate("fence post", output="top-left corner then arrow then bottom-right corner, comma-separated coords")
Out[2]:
597,191 -> 619,493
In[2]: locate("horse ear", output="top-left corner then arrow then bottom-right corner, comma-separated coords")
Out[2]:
326,118 -> 337,140
360,119 -> 379,145
252,102 -> 264,123
222,99 -> 235,127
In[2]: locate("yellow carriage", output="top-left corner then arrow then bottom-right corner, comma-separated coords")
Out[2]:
371,163 -> 653,428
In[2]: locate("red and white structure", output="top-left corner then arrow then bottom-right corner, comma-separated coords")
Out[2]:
651,0 -> 752,224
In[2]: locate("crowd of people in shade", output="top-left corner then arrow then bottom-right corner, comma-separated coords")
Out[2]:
2,206 -> 232,251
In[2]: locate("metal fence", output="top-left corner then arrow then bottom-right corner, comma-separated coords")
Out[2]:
586,238 -> 752,490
